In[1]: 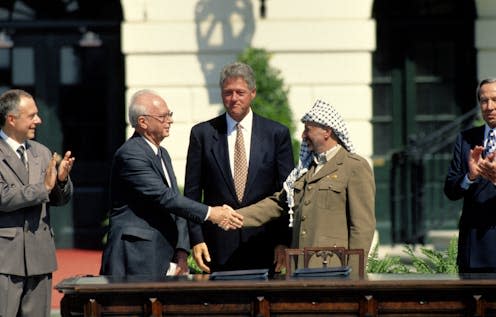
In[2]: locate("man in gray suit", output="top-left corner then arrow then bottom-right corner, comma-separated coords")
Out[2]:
0,89 -> 75,317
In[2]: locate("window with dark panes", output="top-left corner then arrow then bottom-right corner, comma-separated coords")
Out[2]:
0,0 -> 125,249
372,0 -> 476,244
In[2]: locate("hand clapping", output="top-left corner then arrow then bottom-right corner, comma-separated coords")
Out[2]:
45,151 -> 75,192
57,151 -> 75,183
479,152 -> 496,183
468,148 -> 496,183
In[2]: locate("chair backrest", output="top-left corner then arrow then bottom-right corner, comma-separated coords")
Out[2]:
284,248 -> 304,277
284,246 -> 365,278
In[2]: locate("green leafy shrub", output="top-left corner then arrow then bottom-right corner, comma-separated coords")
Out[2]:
237,47 -> 300,162
403,236 -> 458,273
367,236 -> 459,274
188,254 -> 202,274
367,245 -> 410,273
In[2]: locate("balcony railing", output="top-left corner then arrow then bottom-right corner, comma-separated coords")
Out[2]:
390,107 -> 480,244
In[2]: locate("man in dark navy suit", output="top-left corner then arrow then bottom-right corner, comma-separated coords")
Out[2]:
185,62 -> 294,273
100,90 -> 242,277
445,78 -> 496,273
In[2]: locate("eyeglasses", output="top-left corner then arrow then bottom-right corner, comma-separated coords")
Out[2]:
142,111 -> 173,123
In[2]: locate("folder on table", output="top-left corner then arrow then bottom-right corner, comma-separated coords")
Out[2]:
293,266 -> 351,278
209,268 -> 269,280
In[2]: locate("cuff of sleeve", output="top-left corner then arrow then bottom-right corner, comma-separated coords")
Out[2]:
57,180 -> 68,189
461,174 -> 475,190
205,206 -> 211,221
174,249 -> 189,260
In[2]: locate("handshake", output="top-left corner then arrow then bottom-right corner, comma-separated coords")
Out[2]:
207,205 -> 243,231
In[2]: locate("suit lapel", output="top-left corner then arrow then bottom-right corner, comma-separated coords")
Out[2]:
133,133 -> 172,188
210,115 -> 238,198
244,114 -> 262,196
25,141 -> 41,184
153,147 -> 167,184
160,147 -> 177,189
307,147 -> 346,183
0,139 -> 28,184
469,125 -> 485,147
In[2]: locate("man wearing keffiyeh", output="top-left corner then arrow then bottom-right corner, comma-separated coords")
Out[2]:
236,99 -> 376,273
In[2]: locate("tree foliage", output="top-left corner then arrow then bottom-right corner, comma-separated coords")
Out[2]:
237,47 -> 300,161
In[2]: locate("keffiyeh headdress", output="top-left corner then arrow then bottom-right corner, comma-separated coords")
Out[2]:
284,99 -> 355,227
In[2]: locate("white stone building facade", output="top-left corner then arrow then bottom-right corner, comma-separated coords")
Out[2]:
120,0 -> 376,187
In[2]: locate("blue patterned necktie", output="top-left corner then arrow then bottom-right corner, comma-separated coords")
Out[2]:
486,129 -> 496,157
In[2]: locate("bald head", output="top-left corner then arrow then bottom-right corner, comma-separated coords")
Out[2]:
128,89 -> 174,146
128,90 -> 166,127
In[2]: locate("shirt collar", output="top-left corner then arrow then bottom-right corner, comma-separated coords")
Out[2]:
313,144 -> 341,165
142,136 -> 159,155
226,109 -> 253,134
0,129 -> 26,153
486,124 -> 496,139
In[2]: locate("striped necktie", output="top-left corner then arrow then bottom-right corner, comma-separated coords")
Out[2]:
17,145 -> 28,169
157,148 -> 172,187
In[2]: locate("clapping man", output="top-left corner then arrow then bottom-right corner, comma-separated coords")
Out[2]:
0,89 -> 75,317
445,78 -> 496,273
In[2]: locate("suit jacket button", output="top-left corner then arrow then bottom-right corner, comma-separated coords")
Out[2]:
301,216 -> 306,221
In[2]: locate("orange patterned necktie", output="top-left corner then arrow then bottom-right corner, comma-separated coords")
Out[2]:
233,123 -> 248,202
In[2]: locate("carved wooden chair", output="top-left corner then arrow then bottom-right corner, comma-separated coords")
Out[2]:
284,246 -> 365,278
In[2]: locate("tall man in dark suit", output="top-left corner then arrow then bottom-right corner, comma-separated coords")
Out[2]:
185,62 -> 294,273
445,78 -> 496,273
100,89 -> 242,277
0,89 -> 75,317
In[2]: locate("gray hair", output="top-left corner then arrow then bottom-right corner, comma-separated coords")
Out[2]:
0,89 -> 33,127
128,89 -> 160,128
219,62 -> 256,90
477,78 -> 496,102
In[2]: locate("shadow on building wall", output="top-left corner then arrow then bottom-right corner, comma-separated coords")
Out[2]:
195,0 -> 255,103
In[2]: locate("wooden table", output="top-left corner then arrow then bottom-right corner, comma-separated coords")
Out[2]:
55,273 -> 496,316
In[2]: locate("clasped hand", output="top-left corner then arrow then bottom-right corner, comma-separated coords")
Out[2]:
208,204 -> 243,230
469,147 -> 496,183
44,151 -> 75,191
